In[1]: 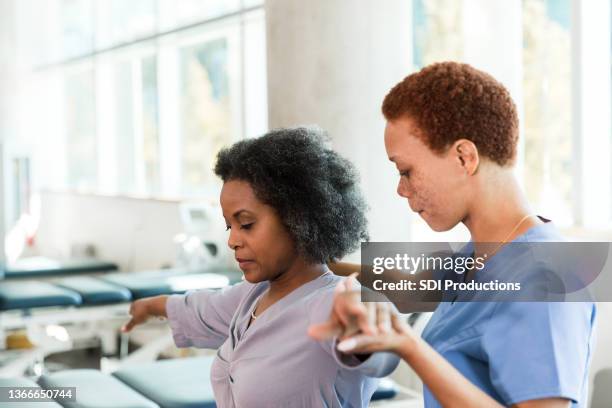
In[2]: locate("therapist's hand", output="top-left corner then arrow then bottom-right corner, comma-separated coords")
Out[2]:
308,274 -> 416,354
121,295 -> 168,333
335,302 -> 416,354
308,274 -> 372,341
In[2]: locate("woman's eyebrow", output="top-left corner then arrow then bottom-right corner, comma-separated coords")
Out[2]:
233,209 -> 253,218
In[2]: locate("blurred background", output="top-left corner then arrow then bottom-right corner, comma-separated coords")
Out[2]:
0,0 -> 610,405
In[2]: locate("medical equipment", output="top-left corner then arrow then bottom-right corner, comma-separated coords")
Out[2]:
175,202 -> 235,272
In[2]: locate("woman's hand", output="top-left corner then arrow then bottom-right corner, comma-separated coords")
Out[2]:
121,295 -> 169,333
336,302 -> 415,354
308,274 -> 416,355
308,275 -> 370,341
327,262 -> 362,279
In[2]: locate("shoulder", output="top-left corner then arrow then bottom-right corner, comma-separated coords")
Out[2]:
305,273 -> 349,323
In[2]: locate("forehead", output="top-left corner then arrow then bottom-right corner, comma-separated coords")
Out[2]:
384,117 -> 432,164
220,180 -> 261,211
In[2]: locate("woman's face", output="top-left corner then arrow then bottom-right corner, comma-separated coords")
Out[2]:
220,179 -> 298,283
384,116 -> 471,232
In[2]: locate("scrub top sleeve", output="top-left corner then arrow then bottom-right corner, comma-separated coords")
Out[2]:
166,281 -> 252,349
333,346 -> 400,377
308,283 -> 400,378
482,301 -> 596,406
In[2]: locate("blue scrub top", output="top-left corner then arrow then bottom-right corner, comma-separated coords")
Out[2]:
421,220 -> 597,407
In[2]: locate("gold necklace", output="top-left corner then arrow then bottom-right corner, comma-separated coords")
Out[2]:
485,214 -> 536,258
458,214 -> 536,294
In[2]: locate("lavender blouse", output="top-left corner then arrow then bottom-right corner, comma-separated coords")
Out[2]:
166,269 -> 399,407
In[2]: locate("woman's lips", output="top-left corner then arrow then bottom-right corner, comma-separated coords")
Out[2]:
236,258 -> 255,269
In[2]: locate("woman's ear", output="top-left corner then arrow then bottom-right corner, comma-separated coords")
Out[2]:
453,139 -> 479,175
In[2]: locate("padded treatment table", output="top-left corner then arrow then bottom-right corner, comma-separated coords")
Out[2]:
0,271 -> 232,312
113,356 -> 394,407
56,277 -> 132,305
39,369 -> 160,408
370,377 -> 398,401
3,257 -> 118,279
36,356 -> 217,408
15,356 -> 396,408
0,377 -> 63,407
113,356 -> 216,408
100,270 -> 231,299
0,281 -> 82,311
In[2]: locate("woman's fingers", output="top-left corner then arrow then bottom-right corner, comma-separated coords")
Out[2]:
311,275 -> 389,342
391,311 -> 411,334
121,317 -> 137,333
345,299 -> 373,336
121,300 -> 148,332
337,334 -> 382,354
345,272 -> 359,291
333,279 -> 346,294
332,303 -> 416,355
376,302 -> 392,334
365,302 -> 378,335
308,319 -> 343,340
335,292 -> 363,323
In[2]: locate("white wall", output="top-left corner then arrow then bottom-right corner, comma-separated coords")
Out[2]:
265,0 -> 414,251
0,0 -> 18,255
0,0 -> 17,142
35,191 -> 183,271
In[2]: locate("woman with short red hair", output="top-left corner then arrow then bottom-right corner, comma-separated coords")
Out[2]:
312,62 -> 596,408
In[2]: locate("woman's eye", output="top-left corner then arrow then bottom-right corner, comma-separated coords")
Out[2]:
240,223 -> 254,230
225,225 -> 231,231
399,170 -> 410,178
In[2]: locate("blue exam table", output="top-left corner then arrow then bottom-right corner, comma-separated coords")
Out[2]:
2,257 -> 118,279
0,269 -> 234,311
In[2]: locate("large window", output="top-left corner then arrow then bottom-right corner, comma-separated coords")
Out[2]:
412,0 -> 464,69
141,55 -> 161,195
64,67 -> 97,190
18,0 -> 267,199
179,37 -> 233,194
522,0 -> 573,225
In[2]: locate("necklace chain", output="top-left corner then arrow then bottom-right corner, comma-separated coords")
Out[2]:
457,214 -> 535,300
487,214 -> 535,257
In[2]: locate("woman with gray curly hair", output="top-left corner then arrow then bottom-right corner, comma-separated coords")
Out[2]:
123,126 -> 399,407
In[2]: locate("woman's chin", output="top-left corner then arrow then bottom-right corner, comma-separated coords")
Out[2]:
423,215 -> 457,232
242,268 -> 265,283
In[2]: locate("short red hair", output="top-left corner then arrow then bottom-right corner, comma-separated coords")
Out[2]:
382,62 -> 519,166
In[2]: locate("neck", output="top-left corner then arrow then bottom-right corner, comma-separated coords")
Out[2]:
267,259 -> 326,300
463,167 -> 541,244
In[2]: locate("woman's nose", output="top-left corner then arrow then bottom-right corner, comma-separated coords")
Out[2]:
227,229 -> 242,250
397,178 -> 412,198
